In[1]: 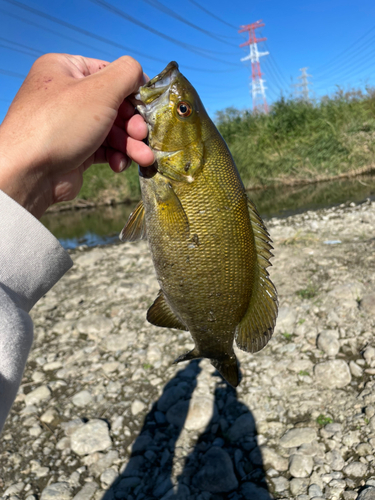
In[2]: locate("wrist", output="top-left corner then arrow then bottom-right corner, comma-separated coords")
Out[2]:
0,128 -> 51,219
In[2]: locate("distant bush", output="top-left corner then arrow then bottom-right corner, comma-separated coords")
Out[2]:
216,87 -> 375,187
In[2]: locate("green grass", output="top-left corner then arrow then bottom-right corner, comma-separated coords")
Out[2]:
282,332 -> 293,341
316,414 -> 333,426
216,87 -> 375,188
79,161 -> 141,202
296,284 -> 318,300
77,87 -> 375,204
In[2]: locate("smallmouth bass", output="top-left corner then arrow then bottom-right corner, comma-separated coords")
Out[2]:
121,62 -> 278,386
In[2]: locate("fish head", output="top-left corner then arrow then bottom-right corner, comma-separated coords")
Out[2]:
133,62 -> 209,183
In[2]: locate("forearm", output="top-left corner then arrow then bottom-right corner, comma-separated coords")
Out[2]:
0,190 -> 73,433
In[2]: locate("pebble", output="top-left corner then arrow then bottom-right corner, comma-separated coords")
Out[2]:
314,359 -> 352,388
72,390 -> 93,407
289,454 -> 313,478
131,400 -> 146,416
343,461 -> 368,478
317,330 -> 340,356
358,488 -> 375,500
279,427 -> 317,448
2,202 -> 375,500
24,385 -> 51,406
194,447 -> 238,492
40,482 -> 72,500
70,420 -> 112,456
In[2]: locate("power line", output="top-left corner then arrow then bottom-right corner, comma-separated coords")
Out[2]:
2,0 -> 240,74
0,68 -> 26,78
0,41 -> 41,58
187,0 -> 238,31
313,24 -> 375,75
89,0 -> 241,65
0,35 -> 42,55
0,7 -> 114,58
1,0 -> 167,64
140,0 -> 237,47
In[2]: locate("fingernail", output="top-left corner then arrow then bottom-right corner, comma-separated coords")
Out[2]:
119,158 -> 129,172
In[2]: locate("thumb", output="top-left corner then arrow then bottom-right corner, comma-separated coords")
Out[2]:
80,55 -> 145,109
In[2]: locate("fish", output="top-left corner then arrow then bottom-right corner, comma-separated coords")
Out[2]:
120,61 -> 278,387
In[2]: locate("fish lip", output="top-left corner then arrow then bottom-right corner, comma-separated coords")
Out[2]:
130,61 -> 180,115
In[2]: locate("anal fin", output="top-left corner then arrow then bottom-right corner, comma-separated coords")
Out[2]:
235,197 -> 278,353
147,290 -> 188,331
120,200 -> 146,242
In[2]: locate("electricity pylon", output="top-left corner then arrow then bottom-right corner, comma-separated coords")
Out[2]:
294,67 -> 313,102
239,20 -> 269,113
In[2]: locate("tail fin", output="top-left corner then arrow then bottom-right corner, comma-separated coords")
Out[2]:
211,354 -> 240,387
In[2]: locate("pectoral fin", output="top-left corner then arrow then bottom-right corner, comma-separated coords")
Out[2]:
156,183 -> 190,237
119,200 -> 146,242
147,290 -> 188,330
235,198 -> 278,353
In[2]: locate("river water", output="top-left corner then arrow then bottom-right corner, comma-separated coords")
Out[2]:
41,175 -> 375,250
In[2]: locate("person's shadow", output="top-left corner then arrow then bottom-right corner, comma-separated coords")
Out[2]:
103,360 -> 273,500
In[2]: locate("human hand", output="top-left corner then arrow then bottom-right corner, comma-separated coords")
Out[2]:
0,54 -> 154,219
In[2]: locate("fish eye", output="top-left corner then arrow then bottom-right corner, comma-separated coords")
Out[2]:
177,101 -> 192,117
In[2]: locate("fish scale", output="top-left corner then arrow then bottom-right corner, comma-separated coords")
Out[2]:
121,62 -> 278,386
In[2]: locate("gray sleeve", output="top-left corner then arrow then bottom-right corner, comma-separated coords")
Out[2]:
0,190 -> 73,434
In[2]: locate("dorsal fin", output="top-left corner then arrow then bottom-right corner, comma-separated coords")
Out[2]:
147,290 -> 188,331
235,197 -> 278,353
120,200 -> 146,242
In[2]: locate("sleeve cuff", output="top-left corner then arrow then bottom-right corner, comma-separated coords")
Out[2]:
0,190 -> 73,312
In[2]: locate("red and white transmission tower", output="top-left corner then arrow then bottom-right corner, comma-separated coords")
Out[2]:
239,20 -> 269,113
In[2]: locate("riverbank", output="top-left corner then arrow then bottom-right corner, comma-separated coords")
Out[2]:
47,164 -> 375,214
2,201 -> 375,500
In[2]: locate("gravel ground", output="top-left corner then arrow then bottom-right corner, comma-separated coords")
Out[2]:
1,199 -> 375,500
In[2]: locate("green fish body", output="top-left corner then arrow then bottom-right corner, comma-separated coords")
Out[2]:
121,62 -> 277,386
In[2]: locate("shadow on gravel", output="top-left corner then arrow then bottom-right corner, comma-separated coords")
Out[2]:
103,360 -> 272,500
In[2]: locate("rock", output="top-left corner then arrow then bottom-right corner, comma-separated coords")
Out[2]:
290,477 -> 309,496
100,468 -> 118,487
3,483 -> 24,496
364,347 -> 375,363
360,294 -> 375,314
350,361 -> 363,377
185,396 -> 216,431
160,485 -> 190,500
72,482 -> 97,500
280,427 -> 317,448
314,360 -> 352,388
72,390 -> 93,407
194,447 -> 238,493
260,446 -> 288,471
289,454 -> 313,478
358,488 -> 375,500
74,250 -> 104,266
309,483 -> 324,498
271,476 -> 289,493
227,412 -> 256,442
241,482 -> 271,500
157,385 -> 187,412
76,315 -> 114,340
326,449 -> 345,471
166,401 -> 189,428
131,400 -> 146,416
41,482 -> 72,500
40,408 -> 59,425
317,330 -> 340,356
71,420 -> 112,456
24,385 -> 51,406
276,306 -> 296,333
343,461 -> 368,478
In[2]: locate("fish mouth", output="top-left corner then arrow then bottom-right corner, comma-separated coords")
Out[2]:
130,61 -> 179,123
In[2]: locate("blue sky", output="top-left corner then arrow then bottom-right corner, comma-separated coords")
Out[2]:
1,0 -> 375,123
